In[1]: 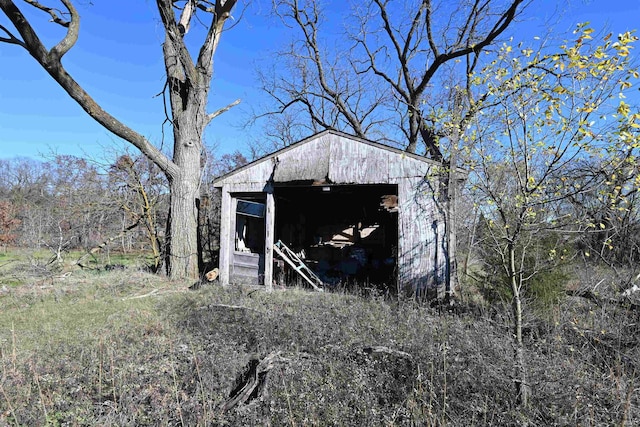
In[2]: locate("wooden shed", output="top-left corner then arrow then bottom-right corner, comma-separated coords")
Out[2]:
212,130 -> 447,295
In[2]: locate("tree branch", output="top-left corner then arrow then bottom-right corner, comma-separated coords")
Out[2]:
23,0 -> 70,27
177,0 -> 196,35
0,0 -> 178,177
50,0 -> 78,59
206,98 -> 240,124
416,0 -> 526,95
195,0 -> 238,77
0,0 -> 49,59
0,22 -> 24,46
157,0 -> 197,83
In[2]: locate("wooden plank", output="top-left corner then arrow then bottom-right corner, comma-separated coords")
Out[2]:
263,191 -> 275,291
228,197 -> 239,283
219,188 -> 232,286
231,252 -> 262,285
388,153 -> 432,180
221,182 -> 268,193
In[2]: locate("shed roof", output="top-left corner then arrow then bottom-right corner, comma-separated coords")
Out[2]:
212,130 -> 443,187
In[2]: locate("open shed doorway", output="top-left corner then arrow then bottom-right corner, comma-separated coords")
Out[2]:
274,184 -> 398,289
231,194 -> 266,285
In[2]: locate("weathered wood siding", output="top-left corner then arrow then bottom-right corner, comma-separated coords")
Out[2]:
214,132 -> 433,187
213,130 -> 447,293
274,137 -> 331,182
397,177 -> 446,294
231,252 -> 263,285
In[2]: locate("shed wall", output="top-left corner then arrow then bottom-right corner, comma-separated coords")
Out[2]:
397,177 -> 446,294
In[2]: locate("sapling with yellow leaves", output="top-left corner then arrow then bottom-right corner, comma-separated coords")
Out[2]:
467,24 -> 640,407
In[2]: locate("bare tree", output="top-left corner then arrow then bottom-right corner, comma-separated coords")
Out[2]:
0,0 -> 240,279
256,0 -> 393,147
0,200 -> 21,252
265,0 -> 528,153
0,158 -> 50,249
109,154 -> 168,272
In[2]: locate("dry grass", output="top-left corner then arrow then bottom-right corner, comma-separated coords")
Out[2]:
0,257 -> 638,426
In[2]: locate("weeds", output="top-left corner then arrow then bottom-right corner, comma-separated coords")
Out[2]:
0,258 -> 638,425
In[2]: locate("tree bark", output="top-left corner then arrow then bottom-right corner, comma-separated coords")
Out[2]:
167,173 -> 200,279
166,119 -> 203,278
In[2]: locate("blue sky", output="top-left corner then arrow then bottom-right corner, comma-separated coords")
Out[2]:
0,0 -> 639,162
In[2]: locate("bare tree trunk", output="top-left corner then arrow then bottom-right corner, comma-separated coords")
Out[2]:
166,163 -> 201,279
442,92 -> 466,301
509,242 -> 530,407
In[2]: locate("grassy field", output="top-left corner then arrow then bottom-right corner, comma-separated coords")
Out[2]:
0,253 -> 638,426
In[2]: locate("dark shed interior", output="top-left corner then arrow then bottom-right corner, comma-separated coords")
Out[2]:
272,183 -> 398,287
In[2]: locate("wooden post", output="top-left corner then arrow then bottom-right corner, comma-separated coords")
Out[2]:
219,188 -> 232,286
263,191 -> 275,291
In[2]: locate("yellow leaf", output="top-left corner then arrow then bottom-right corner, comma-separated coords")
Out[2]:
618,101 -> 631,116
